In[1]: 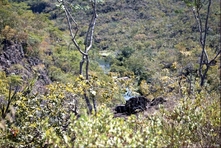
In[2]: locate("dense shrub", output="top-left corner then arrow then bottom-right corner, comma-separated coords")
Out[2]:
0,75 -> 219,147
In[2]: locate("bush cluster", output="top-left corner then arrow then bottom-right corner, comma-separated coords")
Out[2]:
0,74 -> 220,147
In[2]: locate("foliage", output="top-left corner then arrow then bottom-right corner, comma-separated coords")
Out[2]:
0,78 -> 219,147
0,0 -> 220,147
161,90 -> 220,147
0,1 -> 51,58
0,72 -> 22,119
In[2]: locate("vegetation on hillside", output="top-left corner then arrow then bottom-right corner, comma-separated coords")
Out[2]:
0,0 -> 220,147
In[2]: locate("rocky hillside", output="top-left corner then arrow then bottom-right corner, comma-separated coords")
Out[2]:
0,41 -> 51,94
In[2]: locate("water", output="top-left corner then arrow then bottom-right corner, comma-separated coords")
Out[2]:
97,58 -> 110,74
123,88 -> 139,100
97,57 -> 139,101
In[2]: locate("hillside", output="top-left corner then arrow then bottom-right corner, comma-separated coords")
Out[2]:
0,0 -> 220,90
0,0 -> 220,147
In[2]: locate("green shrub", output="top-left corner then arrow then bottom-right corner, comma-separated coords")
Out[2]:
0,78 -> 219,147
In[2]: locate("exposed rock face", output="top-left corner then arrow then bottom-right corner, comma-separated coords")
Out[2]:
114,96 -> 167,116
0,44 -> 24,69
0,42 -> 51,94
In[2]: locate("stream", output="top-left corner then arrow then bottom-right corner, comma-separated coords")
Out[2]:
97,58 -> 110,74
97,58 -> 139,100
123,88 -> 138,100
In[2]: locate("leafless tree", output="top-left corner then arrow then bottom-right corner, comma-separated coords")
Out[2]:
186,0 -> 220,86
57,0 -> 98,114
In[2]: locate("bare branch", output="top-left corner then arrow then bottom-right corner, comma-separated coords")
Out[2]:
59,0 -> 87,56
65,6 -> 78,39
209,50 -> 221,65
202,0 -> 211,60
190,0 -> 215,86
85,0 -> 98,53
193,0 -> 211,80
192,7 -> 203,45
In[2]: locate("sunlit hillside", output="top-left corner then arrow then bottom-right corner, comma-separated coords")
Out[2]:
0,0 -> 220,147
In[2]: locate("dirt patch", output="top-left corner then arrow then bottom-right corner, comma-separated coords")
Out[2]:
150,97 -> 166,106
143,96 -> 178,116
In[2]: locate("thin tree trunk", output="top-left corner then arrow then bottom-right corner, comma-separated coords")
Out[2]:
80,55 -> 85,75
84,93 -> 93,114
85,55 -> 89,80
200,65 -> 209,86
92,97 -> 97,115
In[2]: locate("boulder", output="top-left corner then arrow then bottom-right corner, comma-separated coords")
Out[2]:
125,96 -> 150,115
114,96 -> 150,115
114,105 -> 127,113
114,96 -> 167,116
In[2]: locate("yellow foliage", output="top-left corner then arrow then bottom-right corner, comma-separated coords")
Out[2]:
175,43 -> 192,57
1,25 -> 17,41
160,76 -> 171,81
180,50 -> 192,57
139,80 -> 150,96
171,61 -> 177,69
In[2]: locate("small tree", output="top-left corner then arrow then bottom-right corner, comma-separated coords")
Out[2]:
57,0 -> 99,114
0,72 -> 22,119
182,0 -> 220,86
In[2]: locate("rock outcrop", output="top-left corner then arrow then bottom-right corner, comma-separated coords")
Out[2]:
0,42 -> 51,94
0,44 -> 24,68
125,96 -> 150,114
114,96 -> 167,116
